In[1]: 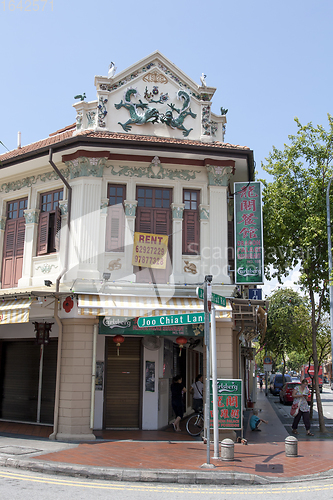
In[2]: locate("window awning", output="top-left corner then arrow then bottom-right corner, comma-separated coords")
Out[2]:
78,294 -> 232,320
0,298 -> 32,325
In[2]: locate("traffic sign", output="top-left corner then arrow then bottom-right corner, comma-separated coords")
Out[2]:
137,312 -> 205,328
196,287 -> 226,307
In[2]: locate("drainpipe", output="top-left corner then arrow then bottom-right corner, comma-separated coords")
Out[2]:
90,323 -> 98,430
48,148 -> 72,293
49,298 -> 63,440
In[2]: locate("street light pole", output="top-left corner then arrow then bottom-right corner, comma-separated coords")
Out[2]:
203,275 -> 213,467
326,178 -> 333,382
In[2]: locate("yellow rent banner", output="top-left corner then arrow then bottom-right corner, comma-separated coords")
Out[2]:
132,232 -> 168,269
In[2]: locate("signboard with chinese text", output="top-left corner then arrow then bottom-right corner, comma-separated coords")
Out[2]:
234,182 -> 263,284
132,232 -> 168,269
210,379 -> 242,429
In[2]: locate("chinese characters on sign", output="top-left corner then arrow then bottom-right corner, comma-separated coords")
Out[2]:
132,232 -> 168,269
234,182 -> 263,284
210,379 -> 242,429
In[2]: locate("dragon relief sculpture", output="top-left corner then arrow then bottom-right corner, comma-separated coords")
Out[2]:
160,90 -> 197,137
115,88 -> 160,132
115,87 -> 196,137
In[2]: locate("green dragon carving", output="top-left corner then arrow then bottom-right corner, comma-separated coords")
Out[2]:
115,88 -> 159,132
160,90 -> 196,136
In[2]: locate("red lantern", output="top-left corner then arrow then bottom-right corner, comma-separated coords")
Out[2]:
113,335 -> 125,356
176,336 -> 187,356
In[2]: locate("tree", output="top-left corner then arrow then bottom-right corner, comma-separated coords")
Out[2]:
265,288 -> 306,377
262,115 -> 333,432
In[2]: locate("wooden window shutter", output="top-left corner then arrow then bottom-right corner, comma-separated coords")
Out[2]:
13,219 -> 25,285
54,206 -> 61,252
37,212 -> 50,255
106,204 -> 125,252
155,210 -> 170,236
1,220 -> 16,288
136,208 -> 153,234
183,211 -> 199,254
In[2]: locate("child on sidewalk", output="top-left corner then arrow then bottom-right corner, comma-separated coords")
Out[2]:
250,409 -> 268,431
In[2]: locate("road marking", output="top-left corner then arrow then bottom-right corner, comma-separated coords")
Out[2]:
1,468 -> 333,495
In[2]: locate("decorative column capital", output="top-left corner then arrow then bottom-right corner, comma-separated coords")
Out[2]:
124,200 -> 138,217
206,165 -> 234,186
59,200 -> 68,216
0,216 -> 6,230
199,204 -> 210,220
24,209 -> 40,224
65,157 -> 107,179
100,198 -> 109,215
171,203 -> 185,220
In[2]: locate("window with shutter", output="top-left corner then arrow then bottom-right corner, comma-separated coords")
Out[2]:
37,189 -> 63,255
135,187 -> 172,283
106,184 -> 126,252
183,190 -> 200,255
1,198 -> 27,288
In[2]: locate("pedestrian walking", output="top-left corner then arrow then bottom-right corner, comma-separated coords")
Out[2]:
291,379 -> 314,436
171,375 -> 186,432
190,374 -> 203,412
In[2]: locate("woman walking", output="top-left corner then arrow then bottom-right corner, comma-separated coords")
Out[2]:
291,379 -> 314,436
171,375 -> 186,432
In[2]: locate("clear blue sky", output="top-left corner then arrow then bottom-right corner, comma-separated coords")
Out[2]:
1,0 -> 332,181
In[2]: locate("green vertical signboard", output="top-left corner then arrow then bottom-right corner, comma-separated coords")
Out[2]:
234,181 -> 264,284
210,379 -> 242,429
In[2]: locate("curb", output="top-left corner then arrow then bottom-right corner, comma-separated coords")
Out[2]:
1,456 -> 333,485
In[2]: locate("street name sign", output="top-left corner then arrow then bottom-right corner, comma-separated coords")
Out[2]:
196,287 -> 227,307
137,312 -> 205,328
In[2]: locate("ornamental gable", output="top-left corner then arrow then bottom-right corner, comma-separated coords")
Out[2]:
73,51 -> 226,143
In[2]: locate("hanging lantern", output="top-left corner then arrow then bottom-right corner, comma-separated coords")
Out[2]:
33,321 -> 53,345
113,334 -> 125,356
176,336 -> 187,356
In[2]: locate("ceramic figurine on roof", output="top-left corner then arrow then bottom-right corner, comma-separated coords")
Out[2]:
73,51 -> 226,142
200,73 -> 207,87
108,62 -> 117,79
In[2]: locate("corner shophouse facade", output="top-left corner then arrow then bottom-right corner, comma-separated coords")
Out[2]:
0,52 -> 264,440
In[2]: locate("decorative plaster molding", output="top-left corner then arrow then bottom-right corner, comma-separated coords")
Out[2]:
65,157 -> 107,179
143,71 -> 168,84
109,163 -> 199,181
99,62 -> 156,92
24,209 -> 40,224
76,111 -> 83,130
206,165 -> 233,186
202,105 -> 218,137
0,216 -> 6,230
36,263 -> 58,274
87,111 -> 96,128
98,96 -> 108,127
124,200 -> 138,217
0,168 -> 70,194
199,204 -> 210,220
184,260 -> 198,274
107,258 -> 122,271
171,203 -> 185,220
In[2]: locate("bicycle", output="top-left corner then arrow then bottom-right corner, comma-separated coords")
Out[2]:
186,410 -> 204,436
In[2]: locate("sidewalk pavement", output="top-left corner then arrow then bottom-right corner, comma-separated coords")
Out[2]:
0,390 -> 333,485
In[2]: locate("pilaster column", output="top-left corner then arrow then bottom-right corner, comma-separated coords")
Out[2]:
99,198 -> 109,272
170,203 -> 185,283
206,165 -> 233,283
18,209 -> 40,287
199,204 -> 210,277
123,200 -> 138,281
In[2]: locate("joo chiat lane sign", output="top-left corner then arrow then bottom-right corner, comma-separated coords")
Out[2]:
137,312 -> 205,328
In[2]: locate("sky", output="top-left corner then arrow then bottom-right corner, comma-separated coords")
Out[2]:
0,0 -> 332,296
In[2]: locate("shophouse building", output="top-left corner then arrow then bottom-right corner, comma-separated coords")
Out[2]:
0,52 -> 266,440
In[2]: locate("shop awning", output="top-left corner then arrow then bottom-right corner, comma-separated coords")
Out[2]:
0,298 -> 32,325
78,294 -> 232,320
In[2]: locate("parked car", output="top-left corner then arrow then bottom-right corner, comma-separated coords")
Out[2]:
279,382 -> 312,405
270,374 -> 292,395
291,376 -> 300,383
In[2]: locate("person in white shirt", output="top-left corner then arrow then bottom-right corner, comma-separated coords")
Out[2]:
190,374 -> 203,412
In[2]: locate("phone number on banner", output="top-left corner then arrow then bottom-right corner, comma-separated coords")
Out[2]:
134,245 -> 166,268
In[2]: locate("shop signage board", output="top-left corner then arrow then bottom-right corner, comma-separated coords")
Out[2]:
234,182 -> 264,284
210,379 -> 242,430
132,232 -> 168,269
196,287 -> 226,307
137,312 -> 205,328
99,317 -> 204,337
